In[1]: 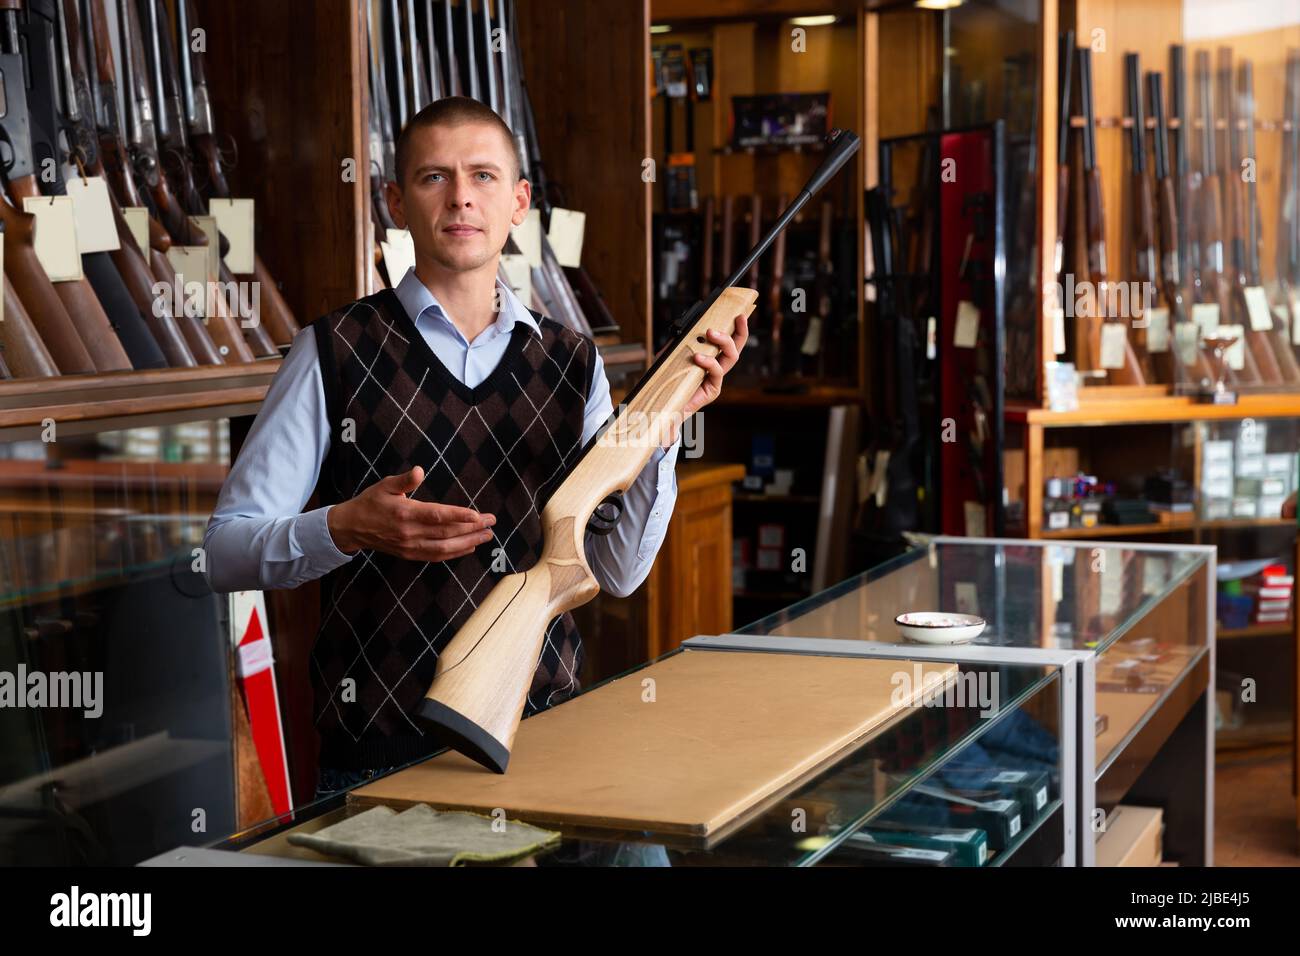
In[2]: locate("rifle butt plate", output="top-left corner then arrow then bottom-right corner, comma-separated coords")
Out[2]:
415,697 -> 510,774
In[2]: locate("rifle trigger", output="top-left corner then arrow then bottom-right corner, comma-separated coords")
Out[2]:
587,491 -> 625,536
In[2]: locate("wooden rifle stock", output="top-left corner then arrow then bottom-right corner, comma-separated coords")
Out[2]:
7,177 -> 132,372
147,245 -> 224,364
0,194 -> 96,373
418,284 -> 760,772
0,263 -> 60,377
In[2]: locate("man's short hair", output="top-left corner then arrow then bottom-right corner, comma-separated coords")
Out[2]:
393,96 -> 524,186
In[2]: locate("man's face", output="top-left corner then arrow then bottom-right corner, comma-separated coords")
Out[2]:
386,121 -> 530,275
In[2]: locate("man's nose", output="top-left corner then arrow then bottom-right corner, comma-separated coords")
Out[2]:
447,173 -> 474,209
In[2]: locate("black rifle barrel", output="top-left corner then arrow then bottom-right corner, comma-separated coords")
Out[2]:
1078,47 -> 1096,171
1149,71 -> 1169,180
1126,53 -> 1144,172
1196,49 -> 1215,172
1170,45 -> 1188,175
1057,29 -> 1074,167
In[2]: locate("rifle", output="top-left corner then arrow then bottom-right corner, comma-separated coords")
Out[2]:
1193,48 -> 1233,371
0,16 -> 96,374
1125,54 -> 1158,383
83,0 -> 221,364
417,129 -> 861,773
117,0 -> 254,361
800,198 -> 833,377
1148,69 -> 1213,387
24,0 -> 169,370
0,223 -> 61,377
766,192 -> 788,377
1279,50 -> 1300,345
149,0 -> 278,357
1219,47 -> 1279,385
1239,57 -> 1300,383
1169,45 -> 1194,305
177,0 -> 300,346
58,0 -> 196,368
1077,46 -> 1145,384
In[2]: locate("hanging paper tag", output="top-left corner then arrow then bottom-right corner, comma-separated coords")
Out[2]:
1218,323 -> 1246,370
1099,322 -> 1128,369
963,501 -> 986,537
167,246 -> 212,317
380,227 -> 416,284
1173,321 -> 1200,367
953,300 -> 980,348
500,253 -> 532,306
1051,304 -> 1066,354
1243,286 -> 1273,331
547,208 -> 585,268
1191,302 -> 1220,339
801,315 -> 823,356
208,198 -> 256,275
122,206 -> 151,255
1292,293 -> 1300,345
63,173 -> 120,254
189,215 -> 221,280
511,209 -> 542,267
954,582 -> 980,616
22,196 -> 83,281
1144,306 -> 1169,352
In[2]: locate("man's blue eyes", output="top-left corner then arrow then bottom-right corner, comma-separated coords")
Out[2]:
426,172 -> 494,182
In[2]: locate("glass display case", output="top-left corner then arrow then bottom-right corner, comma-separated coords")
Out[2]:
0,417 -> 238,866
195,652 -> 1064,867
689,536 -> 1214,866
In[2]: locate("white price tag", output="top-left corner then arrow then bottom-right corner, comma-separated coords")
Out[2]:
208,198 -> 256,275
954,300 -> 980,348
1174,321 -> 1200,367
189,215 -> 221,280
380,227 -> 416,285
963,501 -> 986,537
1051,305 -> 1066,355
1292,293 -> 1300,345
511,209 -> 542,267
800,315 -> 822,356
166,246 -> 211,316
1099,322 -> 1128,369
1244,286 -> 1273,331
1192,301 -> 1220,339
122,206 -> 151,255
547,207 -> 585,268
954,581 -> 979,616
499,253 -> 532,306
63,174 -> 120,253
22,196 -> 82,281
1145,306 -> 1170,353
1219,323 -> 1246,370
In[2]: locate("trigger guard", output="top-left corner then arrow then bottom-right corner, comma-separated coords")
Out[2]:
586,491 -> 625,536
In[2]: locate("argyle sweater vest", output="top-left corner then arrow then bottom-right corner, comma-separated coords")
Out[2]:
308,289 -> 596,770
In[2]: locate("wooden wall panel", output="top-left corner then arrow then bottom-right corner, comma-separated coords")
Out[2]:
517,0 -> 652,350
191,0 -> 368,322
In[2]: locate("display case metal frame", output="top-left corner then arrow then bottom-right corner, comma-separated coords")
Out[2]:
686,535 -> 1216,866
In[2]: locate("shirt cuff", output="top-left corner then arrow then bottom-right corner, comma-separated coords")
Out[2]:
303,505 -> 358,571
654,436 -> 681,490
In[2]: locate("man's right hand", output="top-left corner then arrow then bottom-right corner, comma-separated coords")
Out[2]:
326,466 -> 496,561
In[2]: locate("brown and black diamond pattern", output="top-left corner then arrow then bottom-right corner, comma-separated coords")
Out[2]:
305,291 -> 596,768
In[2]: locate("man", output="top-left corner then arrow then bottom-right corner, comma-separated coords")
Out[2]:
204,97 -> 748,796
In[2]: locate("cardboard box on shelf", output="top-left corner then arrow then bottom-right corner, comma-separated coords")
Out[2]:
1096,804 -> 1163,867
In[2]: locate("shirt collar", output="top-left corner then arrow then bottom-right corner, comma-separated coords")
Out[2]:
393,265 -> 541,345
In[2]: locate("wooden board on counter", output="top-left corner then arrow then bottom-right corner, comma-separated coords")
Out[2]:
351,649 -> 957,843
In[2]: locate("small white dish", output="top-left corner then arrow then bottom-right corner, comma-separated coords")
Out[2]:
895,611 -> 986,645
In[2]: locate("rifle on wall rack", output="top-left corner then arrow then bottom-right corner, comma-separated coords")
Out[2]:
1148,68 -> 1213,388
1125,52 -> 1158,383
1169,45 -> 1194,305
416,128 -> 860,774
1279,49 -> 1300,346
1219,46 -> 1277,385
1076,46 -> 1146,385
1192,47 -> 1233,378
83,0 -> 223,365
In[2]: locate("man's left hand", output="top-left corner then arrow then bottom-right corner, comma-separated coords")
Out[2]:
660,313 -> 750,448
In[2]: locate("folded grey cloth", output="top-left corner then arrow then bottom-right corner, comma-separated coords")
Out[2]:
287,804 -> 560,866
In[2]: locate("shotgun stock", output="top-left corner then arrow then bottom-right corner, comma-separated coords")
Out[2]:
0,246 -> 61,377
419,129 -> 861,772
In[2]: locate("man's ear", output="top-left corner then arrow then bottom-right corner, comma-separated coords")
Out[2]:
385,180 -> 406,229
511,178 -> 532,226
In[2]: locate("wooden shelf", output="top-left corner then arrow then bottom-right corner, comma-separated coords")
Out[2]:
1219,622 -> 1292,640
1038,516 -> 1294,539
733,492 -> 821,504
1007,392 -> 1300,427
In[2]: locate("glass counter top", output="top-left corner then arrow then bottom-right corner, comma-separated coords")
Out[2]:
737,538 -> 1210,657
219,650 -> 1064,867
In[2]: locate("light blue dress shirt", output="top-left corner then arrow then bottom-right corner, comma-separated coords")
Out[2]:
203,267 -> 680,598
